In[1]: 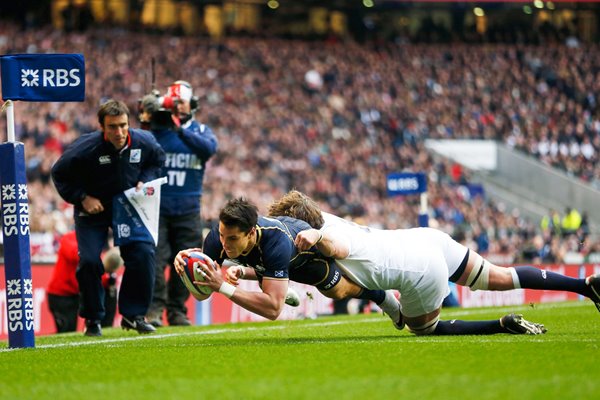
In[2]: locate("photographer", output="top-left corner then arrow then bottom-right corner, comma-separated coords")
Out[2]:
141,81 -> 218,327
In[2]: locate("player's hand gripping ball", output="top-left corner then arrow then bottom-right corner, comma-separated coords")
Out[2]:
180,251 -> 216,297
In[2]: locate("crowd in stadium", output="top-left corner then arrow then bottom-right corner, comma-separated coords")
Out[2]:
0,20 -> 598,264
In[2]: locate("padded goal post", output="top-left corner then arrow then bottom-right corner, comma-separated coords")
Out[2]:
386,172 -> 428,227
0,136 -> 35,348
1,53 -> 85,347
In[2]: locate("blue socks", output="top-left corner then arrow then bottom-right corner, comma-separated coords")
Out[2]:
432,319 -> 504,335
514,266 -> 591,297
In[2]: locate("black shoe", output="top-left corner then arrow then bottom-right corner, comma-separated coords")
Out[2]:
168,312 -> 191,326
500,313 -> 546,335
84,320 -> 102,337
121,316 -> 156,334
585,274 -> 600,312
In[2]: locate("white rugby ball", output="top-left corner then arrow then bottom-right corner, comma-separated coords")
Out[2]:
180,251 -> 216,298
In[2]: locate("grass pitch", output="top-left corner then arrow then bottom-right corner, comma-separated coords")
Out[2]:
0,301 -> 598,400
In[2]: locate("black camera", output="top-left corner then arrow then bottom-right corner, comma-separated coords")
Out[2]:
138,91 -> 179,130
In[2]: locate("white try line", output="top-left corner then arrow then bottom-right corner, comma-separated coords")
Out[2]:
0,301 -> 595,352
0,320 -> 357,353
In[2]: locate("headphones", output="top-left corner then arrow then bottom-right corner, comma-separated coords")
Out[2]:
172,80 -> 199,113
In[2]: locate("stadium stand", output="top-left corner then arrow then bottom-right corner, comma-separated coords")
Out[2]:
0,17 -> 598,265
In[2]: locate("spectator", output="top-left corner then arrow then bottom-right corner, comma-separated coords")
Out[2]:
561,207 -> 582,236
47,231 -> 123,333
540,208 -> 562,237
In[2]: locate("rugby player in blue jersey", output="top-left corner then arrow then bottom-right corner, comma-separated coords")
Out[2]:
174,197 -> 401,322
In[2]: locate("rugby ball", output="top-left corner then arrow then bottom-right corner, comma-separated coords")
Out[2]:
180,251 -> 216,298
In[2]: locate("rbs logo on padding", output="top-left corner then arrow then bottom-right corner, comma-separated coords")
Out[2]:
20,68 -> 81,87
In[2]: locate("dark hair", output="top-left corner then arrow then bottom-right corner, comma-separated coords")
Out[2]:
219,197 -> 258,233
98,99 -> 130,126
268,190 -> 324,229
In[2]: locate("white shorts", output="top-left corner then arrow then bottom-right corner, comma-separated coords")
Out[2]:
396,228 -> 468,317
326,222 -> 469,318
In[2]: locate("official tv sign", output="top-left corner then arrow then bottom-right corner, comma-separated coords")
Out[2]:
1,53 -> 85,101
386,172 -> 427,196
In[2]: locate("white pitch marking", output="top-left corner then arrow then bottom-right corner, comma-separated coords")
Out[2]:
0,301 -> 595,352
0,320 -> 360,353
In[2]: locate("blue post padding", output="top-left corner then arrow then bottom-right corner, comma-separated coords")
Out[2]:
418,213 -> 429,228
0,142 -> 35,348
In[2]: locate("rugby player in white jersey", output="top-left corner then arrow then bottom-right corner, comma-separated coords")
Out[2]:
262,191 -> 600,335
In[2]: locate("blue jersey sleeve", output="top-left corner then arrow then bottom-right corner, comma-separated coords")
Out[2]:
51,133 -> 96,205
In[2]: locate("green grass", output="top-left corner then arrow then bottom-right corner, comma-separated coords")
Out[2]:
1,301 -> 598,400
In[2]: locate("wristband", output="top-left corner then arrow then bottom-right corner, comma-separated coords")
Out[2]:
239,266 -> 246,279
219,282 -> 237,299
316,230 -> 324,244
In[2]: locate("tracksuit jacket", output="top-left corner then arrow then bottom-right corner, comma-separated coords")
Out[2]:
51,128 -> 165,213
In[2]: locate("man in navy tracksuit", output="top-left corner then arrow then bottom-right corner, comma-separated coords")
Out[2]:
51,100 -> 166,336
144,80 -> 218,326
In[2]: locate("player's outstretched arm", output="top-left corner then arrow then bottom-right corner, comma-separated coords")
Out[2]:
228,278 -> 287,320
295,229 -> 350,259
194,261 -> 287,320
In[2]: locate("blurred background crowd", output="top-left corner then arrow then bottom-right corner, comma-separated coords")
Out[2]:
1,0 -> 599,266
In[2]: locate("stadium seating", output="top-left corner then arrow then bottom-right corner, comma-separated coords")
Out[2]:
0,21 -> 597,263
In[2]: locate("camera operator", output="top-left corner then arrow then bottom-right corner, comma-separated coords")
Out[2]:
141,80 -> 218,326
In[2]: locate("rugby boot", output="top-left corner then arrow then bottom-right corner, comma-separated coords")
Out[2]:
121,316 -> 156,334
500,313 -> 546,335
